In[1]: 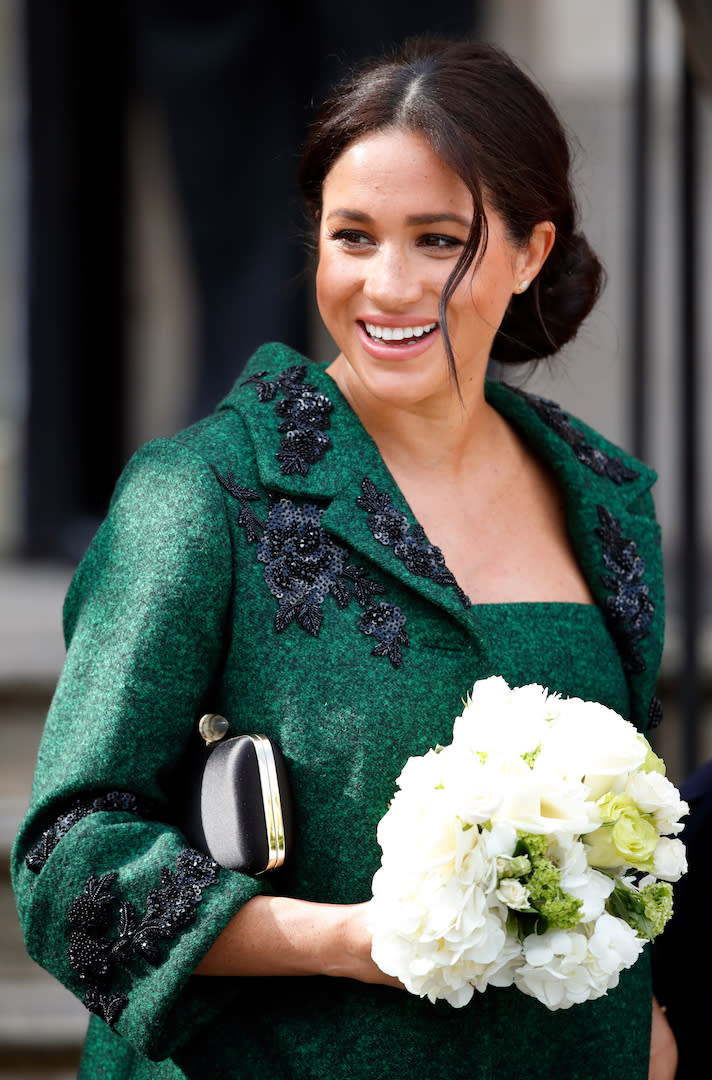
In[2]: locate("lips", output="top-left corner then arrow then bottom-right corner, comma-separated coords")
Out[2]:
356,319 -> 441,360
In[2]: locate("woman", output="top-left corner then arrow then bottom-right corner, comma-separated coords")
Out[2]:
12,38 -> 676,1079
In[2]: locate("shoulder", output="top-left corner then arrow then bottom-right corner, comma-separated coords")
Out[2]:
113,343 -> 306,496
61,411 -> 258,641
105,375 -> 265,528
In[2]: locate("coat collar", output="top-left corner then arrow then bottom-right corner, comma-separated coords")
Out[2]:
219,343 -> 663,728
221,344 -> 480,638
485,379 -> 664,730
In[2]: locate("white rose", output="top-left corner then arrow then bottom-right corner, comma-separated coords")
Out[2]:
653,837 -> 688,881
496,879 -> 531,910
626,770 -> 689,827
496,772 -> 598,837
537,699 -> 646,787
453,676 -> 554,758
653,808 -> 688,836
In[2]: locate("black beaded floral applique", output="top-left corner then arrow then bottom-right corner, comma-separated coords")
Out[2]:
26,792 -> 144,874
357,478 -> 471,609
595,505 -> 654,673
514,389 -> 640,485
212,470 -> 410,666
67,849 -> 219,1030
648,696 -> 663,729
242,365 -> 334,476
357,603 -> 410,667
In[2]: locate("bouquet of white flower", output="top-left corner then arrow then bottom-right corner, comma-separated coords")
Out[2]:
369,676 -> 688,1011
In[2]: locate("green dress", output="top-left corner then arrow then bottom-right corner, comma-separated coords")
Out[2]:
11,344 -> 664,1079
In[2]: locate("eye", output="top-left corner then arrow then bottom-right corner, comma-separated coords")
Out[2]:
328,228 -> 374,250
418,233 -> 464,252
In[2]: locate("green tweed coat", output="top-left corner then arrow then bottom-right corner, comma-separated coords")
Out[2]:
12,343 -> 664,1079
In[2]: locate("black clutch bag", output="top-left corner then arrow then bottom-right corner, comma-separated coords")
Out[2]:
183,714 -> 293,875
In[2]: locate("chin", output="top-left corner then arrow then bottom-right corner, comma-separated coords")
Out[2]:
342,353 -> 455,411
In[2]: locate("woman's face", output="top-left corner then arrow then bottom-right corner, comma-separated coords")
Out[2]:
316,128 -> 544,412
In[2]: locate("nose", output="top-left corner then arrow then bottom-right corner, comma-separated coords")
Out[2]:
362,245 -> 423,310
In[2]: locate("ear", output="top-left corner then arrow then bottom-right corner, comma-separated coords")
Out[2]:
513,221 -> 556,294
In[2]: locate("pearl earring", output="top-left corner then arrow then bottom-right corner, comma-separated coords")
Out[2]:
517,280 -> 529,293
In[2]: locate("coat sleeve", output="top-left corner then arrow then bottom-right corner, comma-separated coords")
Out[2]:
11,437 -> 266,1062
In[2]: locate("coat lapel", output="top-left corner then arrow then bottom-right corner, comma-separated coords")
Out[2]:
486,381 -> 664,732
227,343 -> 485,640
221,344 -> 664,729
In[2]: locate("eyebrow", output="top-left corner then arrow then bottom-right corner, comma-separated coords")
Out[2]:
326,209 -> 471,228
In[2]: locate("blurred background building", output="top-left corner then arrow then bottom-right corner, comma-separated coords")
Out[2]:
0,1 -> 710,1076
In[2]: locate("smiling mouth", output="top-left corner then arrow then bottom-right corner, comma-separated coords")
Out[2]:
362,321 -> 438,344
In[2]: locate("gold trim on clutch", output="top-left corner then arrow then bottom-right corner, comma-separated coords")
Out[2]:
253,736 -> 286,872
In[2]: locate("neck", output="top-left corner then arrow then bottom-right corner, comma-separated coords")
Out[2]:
326,356 -> 503,478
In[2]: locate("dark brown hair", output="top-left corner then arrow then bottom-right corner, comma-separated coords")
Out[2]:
298,37 -> 604,371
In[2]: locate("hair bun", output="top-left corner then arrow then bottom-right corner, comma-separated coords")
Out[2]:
493,232 -> 604,365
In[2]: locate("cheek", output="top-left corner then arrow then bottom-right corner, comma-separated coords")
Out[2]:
457,257 -> 517,331
316,250 -> 354,318
315,257 -> 335,322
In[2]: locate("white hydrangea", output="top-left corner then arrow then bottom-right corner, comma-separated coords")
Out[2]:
370,821 -> 519,1007
514,915 -> 644,1010
557,839 -> 615,922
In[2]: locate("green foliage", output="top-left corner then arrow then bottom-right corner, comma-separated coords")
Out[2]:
510,833 -> 582,934
521,745 -> 542,769
607,879 -> 673,940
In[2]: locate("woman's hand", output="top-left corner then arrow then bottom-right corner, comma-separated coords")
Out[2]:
648,996 -> 677,1080
195,895 -> 402,989
327,901 -> 402,988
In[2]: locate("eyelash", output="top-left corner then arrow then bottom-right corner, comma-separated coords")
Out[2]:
328,229 -> 463,252
420,234 -> 463,250
328,229 -> 372,249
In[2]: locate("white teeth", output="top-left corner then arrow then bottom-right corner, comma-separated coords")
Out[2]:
364,322 -> 437,342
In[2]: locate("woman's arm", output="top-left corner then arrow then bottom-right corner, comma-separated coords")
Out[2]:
195,895 -> 401,987
11,439 -> 266,1060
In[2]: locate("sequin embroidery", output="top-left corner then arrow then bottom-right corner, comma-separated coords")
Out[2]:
648,696 -> 663,729
212,471 -> 410,666
242,365 -> 334,476
26,792 -> 144,873
514,389 -> 640,484
358,603 -> 410,668
357,478 -> 471,609
596,505 -> 654,673
67,850 -> 219,1030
